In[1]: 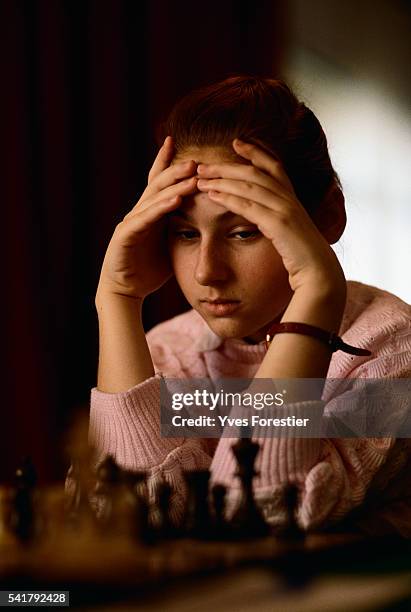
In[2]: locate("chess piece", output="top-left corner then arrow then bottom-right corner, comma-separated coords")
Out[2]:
9,457 -> 38,543
94,457 -> 150,543
0,487 -> 18,549
211,483 -> 228,538
66,457 -> 97,532
122,470 -> 151,543
184,470 -> 212,539
65,411 -> 99,535
275,483 -> 310,590
281,484 -> 304,541
155,481 -> 175,539
229,439 -> 270,538
93,455 -> 122,529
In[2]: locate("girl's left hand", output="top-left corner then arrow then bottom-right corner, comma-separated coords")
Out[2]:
196,139 -> 345,297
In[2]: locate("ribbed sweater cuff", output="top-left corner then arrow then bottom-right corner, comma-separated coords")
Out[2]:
89,374 -> 184,470
211,400 -> 324,488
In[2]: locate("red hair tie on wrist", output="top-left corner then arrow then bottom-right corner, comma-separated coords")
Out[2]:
265,322 -> 372,356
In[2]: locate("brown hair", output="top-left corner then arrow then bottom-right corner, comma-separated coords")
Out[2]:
159,75 -> 343,216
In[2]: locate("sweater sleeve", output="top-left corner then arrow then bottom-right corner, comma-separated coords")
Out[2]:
88,374 -> 212,522
82,308 -> 217,520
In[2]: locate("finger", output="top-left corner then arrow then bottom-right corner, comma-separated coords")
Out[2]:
197,161 -> 285,195
125,176 -> 198,219
232,139 -> 296,196
206,190 -> 304,242
208,191 -> 279,240
144,159 -> 197,200
147,136 -> 174,184
119,196 -> 183,239
197,177 -> 293,213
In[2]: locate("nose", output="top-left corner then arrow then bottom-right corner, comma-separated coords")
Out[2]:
194,240 -> 230,286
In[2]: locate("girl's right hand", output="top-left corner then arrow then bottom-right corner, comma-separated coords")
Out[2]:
96,137 -> 197,301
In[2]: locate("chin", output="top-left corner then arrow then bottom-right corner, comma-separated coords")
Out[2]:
203,316 -> 255,340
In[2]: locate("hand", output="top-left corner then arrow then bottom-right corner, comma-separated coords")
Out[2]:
196,139 -> 345,297
97,137 -> 198,301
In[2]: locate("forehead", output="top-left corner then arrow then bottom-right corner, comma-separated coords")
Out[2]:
171,147 -> 251,223
172,146 -> 243,165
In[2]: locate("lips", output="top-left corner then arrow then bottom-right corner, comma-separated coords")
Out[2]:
200,299 -> 241,316
203,299 -> 239,304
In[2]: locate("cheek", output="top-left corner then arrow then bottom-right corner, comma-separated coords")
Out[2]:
245,264 -> 288,299
241,248 -> 291,308
245,244 -> 287,281
168,245 -> 194,285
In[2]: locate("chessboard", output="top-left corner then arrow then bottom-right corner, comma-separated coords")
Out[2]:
1,437 -> 411,609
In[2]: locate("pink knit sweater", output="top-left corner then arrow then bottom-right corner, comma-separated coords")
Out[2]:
89,282 -> 411,530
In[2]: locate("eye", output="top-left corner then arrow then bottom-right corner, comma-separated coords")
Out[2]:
172,229 -> 199,241
230,230 -> 260,240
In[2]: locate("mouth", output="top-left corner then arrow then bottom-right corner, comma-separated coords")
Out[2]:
200,299 -> 241,316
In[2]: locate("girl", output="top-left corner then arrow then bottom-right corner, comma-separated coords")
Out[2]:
90,76 -> 411,533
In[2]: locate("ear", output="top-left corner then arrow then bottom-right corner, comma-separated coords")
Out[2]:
313,185 -> 346,245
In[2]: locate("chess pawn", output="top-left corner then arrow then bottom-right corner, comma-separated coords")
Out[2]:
280,484 -> 304,541
229,439 -> 270,539
278,484 -> 309,590
15,456 -> 37,489
184,470 -> 212,539
154,481 -> 176,540
9,457 -> 38,543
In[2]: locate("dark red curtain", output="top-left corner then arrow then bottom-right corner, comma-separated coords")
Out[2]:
0,0 -> 286,483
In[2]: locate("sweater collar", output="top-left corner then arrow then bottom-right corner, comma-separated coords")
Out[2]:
193,318 -> 267,355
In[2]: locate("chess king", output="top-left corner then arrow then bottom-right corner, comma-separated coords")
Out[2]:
74,75 -> 410,535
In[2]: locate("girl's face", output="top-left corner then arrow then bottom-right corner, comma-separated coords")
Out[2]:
167,148 -> 293,343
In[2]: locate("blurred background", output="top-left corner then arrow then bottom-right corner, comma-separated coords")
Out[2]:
1,0 -> 410,483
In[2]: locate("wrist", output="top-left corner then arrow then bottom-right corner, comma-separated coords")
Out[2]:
95,288 -> 144,320
282,283 -> 346,331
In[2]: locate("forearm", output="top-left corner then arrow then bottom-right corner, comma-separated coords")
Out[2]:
255,284 -> 346,385
95,291 -> 155,393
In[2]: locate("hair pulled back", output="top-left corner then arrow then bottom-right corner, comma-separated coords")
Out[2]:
160,75 -> 343,216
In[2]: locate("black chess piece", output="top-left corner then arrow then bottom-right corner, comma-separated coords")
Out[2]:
94,455 -> 122,529
155,481 -> 176,539
211,483 -> 228,539
229,439 -> 270,539
122,470 -> 151,544
184,470 -> 212,539
281,484 -> 304,541
66,457 -> 96,530
277,484 -> 309,590
10,457 -> 37,543
15,456 -> 37,489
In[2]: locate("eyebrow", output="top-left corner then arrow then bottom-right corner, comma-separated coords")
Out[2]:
168,210 -> 243,222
